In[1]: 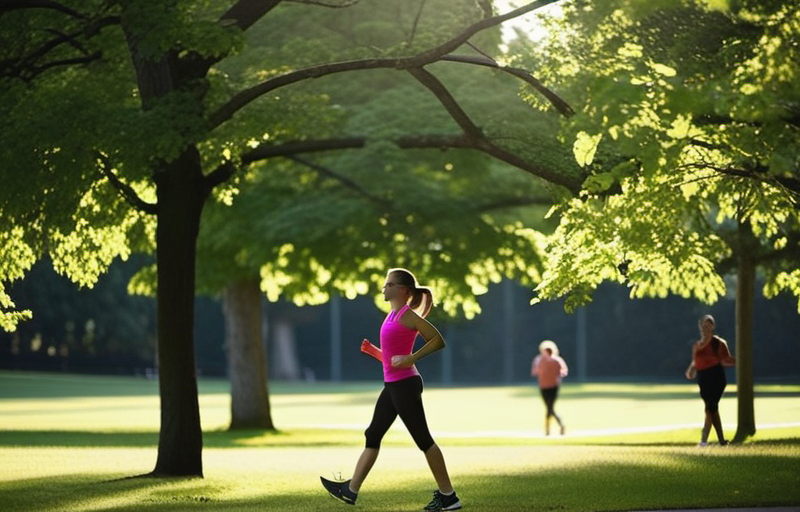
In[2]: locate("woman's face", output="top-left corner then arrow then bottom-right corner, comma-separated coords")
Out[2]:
699,316 -> 715,337
382,273 -> 407,302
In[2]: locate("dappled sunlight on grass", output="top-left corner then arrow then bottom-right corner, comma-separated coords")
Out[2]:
1,442 -> 798,511
1,372 -> 798,511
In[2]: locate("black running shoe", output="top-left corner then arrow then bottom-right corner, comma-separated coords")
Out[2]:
320,476 -> 357,505
423,490 -> 462,511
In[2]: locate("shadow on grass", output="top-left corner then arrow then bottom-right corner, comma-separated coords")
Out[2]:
0,428 -> 366,449
3,427 -> 798,451
1,446 -> 799,512
585,436 -> 800,448
0,372 -> 382,400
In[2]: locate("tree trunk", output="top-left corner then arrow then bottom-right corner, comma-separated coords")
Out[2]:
271,318 -> 302,380
223,278 -> 274,430
122,4 -> 213,474
733,221 -> 756,444
151,147 -> 207,476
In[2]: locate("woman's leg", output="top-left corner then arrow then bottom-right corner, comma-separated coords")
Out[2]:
698,367 -> 720,444
424,443 -> 454,494
541,387 -> 559,435
551,386 -> 564,433
391,377 -> 454,493
350,448 -> 379,492
352,385 -> 397,491
711,372 -> 727,443
701,410 -> 712,443
711,411 -> 726,443
703,366 -> 727,444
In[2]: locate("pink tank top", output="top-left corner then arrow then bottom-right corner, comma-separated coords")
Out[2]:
379,304 -> 421,382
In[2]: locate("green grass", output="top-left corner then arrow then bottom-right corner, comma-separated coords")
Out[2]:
0,371 -> 798,511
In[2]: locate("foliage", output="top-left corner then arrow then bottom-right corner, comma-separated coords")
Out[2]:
1,0 -> 579,329
511,0 -> 800,310
187,0 -> 576,319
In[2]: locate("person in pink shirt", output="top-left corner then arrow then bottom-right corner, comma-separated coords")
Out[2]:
531,340 -> 568,436
321,268 -> 461,511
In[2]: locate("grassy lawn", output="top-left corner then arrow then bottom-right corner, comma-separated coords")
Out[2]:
0,371 -> 798,511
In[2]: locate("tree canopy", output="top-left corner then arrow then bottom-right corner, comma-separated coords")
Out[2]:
513,0 -> 800,310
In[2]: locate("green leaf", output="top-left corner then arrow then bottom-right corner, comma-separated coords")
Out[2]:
573,132 -> 603,167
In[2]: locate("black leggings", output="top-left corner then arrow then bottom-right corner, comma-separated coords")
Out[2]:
698,364 -> 726,413
540,386 -> 559,417
364,375 -> 435,452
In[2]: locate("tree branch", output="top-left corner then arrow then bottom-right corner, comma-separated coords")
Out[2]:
413,0 -> 558,62
0,0 -> 86,17
285,155 -> 389,208
219,0 -> 284,32
222,135 -> 473,168
440,54 -> 574,116
286,0 -> 360,7
407,66 -> 484,139
1,15 -> 119,81
679,162 -> 800,206
407,65 -> 580,193
687,138 -> 726,151
289,154 -> 553,213
214,131 -> 580,194
96,153 -> 158,215
208,0 -> 560,129
204,160 -> 239,194
31,52 -> 101,75
408,0 -> 427,46
241,137 -> 371,163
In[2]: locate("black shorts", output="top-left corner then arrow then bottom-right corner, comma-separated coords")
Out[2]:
697,364 -> 726,413
539,385 -> 559,416
364,375 -> 435,452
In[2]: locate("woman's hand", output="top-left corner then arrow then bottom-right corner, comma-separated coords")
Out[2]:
361,339 -> 382,363
390,355 -> 415,369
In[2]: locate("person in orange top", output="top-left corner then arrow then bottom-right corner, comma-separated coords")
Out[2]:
685,314 -> 736,446
531,340 -> 569,436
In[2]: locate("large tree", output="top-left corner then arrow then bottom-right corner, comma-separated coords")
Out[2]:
0,0 -> 581,476
179,1 -> 576,431
519,0 -> 800,443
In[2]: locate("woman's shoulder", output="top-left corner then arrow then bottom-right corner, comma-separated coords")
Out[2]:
714,335 -> 730,346
398,306 -> 420,329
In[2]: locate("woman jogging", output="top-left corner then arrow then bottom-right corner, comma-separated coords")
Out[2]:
320,268 -> 461,511
685,314 -> 736,446
531,340 -> 568,436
